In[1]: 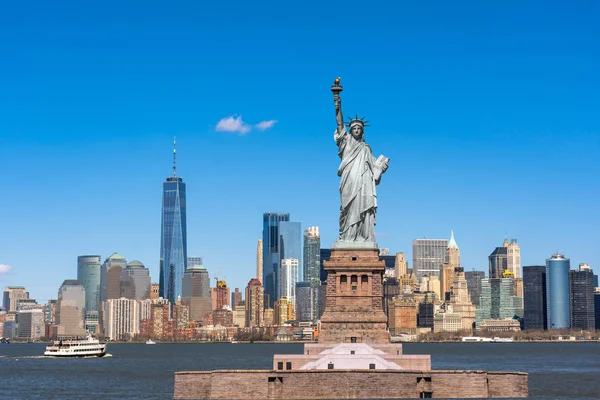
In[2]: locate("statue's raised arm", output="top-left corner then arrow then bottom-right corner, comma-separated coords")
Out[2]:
331,77 -> 344,135
330,77 -> 389,249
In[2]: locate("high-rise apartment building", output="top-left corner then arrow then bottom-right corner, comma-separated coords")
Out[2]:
412,239 -> 448,280
77,255 -> 101,312
245,278 -> 264,328
256,240 -> 263,284
546,254 -> 570,329
231,288 -> 243,311
101,253 -> 127,301
2,286 -> 28,312
523,265 -> 547,330
570,267 -> 595,330
120,260 -> 151,300
56,280 -> 86,338
262,212 -> 290,307
160,139 -> 188,304
103,298 -> 141,341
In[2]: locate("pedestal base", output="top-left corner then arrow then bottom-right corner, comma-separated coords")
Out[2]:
319,248 -> 390,344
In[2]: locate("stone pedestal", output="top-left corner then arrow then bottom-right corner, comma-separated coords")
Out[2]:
319,248 -> 390,344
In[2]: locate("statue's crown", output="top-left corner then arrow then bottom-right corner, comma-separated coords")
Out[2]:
347,114 -> 369,129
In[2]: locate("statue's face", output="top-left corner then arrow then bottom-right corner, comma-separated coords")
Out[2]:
351,125 -> 363,140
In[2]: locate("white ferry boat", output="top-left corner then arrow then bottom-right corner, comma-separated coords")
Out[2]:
145,339 -> 156,345
462,336 -> 493,342
44,335 -> 107,357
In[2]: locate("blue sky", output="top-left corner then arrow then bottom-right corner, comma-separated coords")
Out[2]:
1,1 -> 599,302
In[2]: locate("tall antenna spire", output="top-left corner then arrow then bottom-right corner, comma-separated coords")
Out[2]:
173,136 -> 177,177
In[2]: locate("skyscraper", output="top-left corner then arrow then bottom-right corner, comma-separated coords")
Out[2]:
412,239 -> 448,280
160,138 -> 188,304
523,265 -> 547,330
245,278 -> 264,328
256,240 -> 263,284
101,253 -> 127,302
441,231 -> 460,300
506,239 -> 521,278
546,254 -> 570,329
303,227 -> 320,284
465,271 -> 485,307
77,255 -> 101,313
280,258 -> 299,313
182,264 -> 212,322
262,212 -> 290,307
120,260 -> 151,300
488,243 -> 508,279
2,286 -> 28,312
570,266 -> 595,330
56,280 -> 86,338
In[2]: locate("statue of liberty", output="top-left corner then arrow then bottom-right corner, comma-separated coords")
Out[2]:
331,78 -> 389,248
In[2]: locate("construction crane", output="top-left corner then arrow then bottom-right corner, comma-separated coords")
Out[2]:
213,266 -> 226,310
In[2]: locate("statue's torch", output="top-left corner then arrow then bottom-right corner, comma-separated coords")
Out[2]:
331,77 -> 343,105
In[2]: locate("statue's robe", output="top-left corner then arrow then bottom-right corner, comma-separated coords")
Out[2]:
334,127 -> 378,243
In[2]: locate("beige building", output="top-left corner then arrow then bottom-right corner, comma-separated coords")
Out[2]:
2,286 -> 28,312
274,297 -> 292,326
263,308 -> 274,326
506,239 -> 521,279
394,253 -> 407,278
447,268 -> 476,331
56,280 -> 86,338
245,278 -> 263,328
479,319 -> 521,332
17,308 -> 45,340
256,239 -> 263,285
101,253 -> 127,301
150,283 -> 159,300
103,298 -> 141,340
433,312 -> 462,332
441,231 -> 460,300
182,264 -> 212,322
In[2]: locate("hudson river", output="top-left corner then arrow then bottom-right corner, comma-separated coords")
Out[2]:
1,342 -> 599,399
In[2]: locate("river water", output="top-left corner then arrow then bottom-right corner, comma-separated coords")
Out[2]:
1,342 -> 599,399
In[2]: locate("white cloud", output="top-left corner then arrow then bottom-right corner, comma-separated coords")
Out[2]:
215,115 -> 252,135
256,120 -> 278,131
0,264 -> 13,274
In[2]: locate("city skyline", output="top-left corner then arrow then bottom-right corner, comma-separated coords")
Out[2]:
1,1 -> 599,301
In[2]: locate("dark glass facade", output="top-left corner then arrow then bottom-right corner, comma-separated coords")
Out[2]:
569,270 -> 595,330
488,247 -> 508,279
465,270 -> 485,307
523,265 -> 547,330
262,213 -> 290,308
594,293 -> 600,330
160,177 -> 187,304
295,281 -> 314,322
319,248 -> 331,283
546,254 -> 570,329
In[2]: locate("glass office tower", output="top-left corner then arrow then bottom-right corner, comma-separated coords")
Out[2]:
523,265 -> 547,330
262,213 -> 290,308
160,175 -> 187,304
77,255 -> 102,312
546,254 -> 570,329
